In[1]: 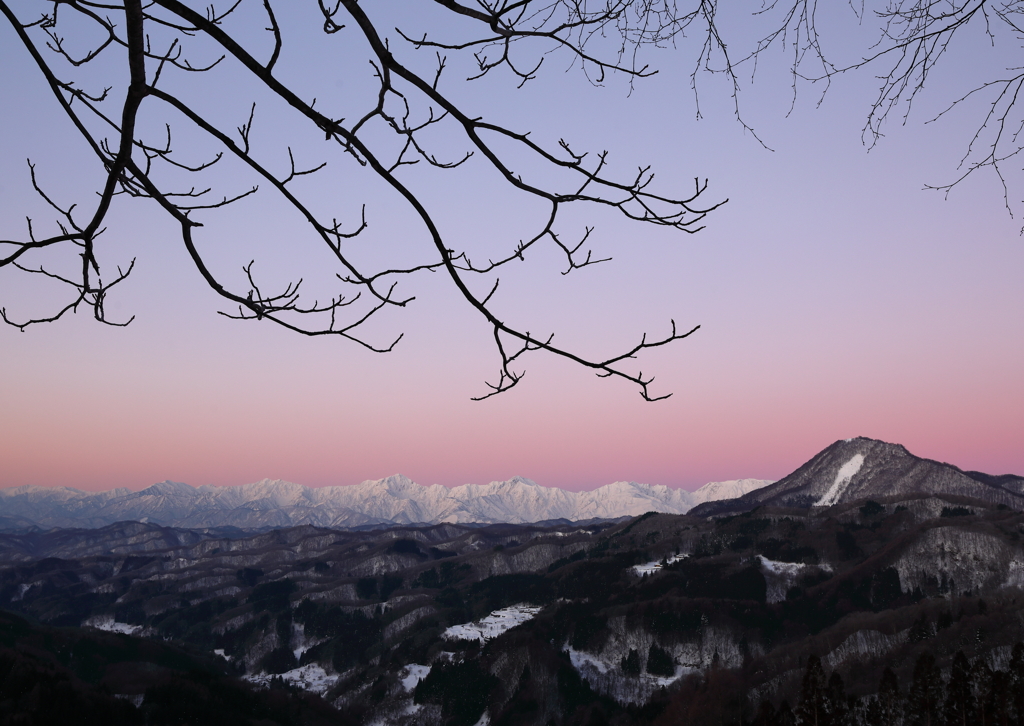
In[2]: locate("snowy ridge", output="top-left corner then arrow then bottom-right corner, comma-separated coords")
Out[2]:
0,476 -> 772,530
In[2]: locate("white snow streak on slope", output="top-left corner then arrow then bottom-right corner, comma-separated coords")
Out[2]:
442,605 -> 542,642
290,622 -> 321,661
815,454 -> 865,507
11,584 -> 31,602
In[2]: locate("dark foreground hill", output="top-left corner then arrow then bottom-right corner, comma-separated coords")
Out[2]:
1,440 -> 1023,725
0,609 -> 351,725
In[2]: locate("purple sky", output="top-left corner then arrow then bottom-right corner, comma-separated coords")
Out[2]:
1,3 -> 1021,492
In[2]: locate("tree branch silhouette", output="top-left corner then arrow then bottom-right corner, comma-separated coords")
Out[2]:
1,0 -> 724,399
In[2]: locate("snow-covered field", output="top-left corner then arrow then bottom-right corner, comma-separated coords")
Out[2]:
442,605 -> 542,642
243,664 -> 339,694
632,553 -> 687,576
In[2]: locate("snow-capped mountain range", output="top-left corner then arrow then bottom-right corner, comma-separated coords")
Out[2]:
0,476 -> 771,531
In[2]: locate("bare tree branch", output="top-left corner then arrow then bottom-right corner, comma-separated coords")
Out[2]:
1,0 -> 725,399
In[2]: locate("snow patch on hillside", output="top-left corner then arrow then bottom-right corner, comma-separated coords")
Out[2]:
564,617 -> 742,706
893,527 -> 1012,594
823,629 -> 907,669
290,622 -> 322,661
815,454 -> 865,507
11,583 -> 31,602
758,556 -> 833,604
400,664 -> 431,691
244,663 -> 338,694
442,605 -> 542,642
83,615 -> 142,635
632,553 -> 687,576
566,646 -> 611,674
565,646 -> 687,705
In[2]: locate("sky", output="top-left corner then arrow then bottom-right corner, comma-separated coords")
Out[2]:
1,2 -> 1022,493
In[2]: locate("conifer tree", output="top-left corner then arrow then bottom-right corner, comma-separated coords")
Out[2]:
798,656 -> 830,726
908,653 -> 945,726
754,700 -> 779,726
969,658 -> 994,726
622,648 -> 641,677
867,668 -> 903,726
945,651 -> 975,726
828,671 -> 850,726
1009,642 -> 1024,726
779,701 -> 798,726
986,669 -> 1011,726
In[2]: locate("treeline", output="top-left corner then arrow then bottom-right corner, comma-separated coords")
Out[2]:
654,645 -> 1024,726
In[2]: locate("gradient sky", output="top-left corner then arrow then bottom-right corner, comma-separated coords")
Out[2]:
1,2 -> 1021,493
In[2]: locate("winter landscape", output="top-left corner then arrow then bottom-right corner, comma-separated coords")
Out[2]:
3,0 -> 1022,723
3,437 -> 1024,726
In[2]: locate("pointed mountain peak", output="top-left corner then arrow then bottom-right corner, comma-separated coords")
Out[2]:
359,474 -> 421,494
487,476 -> 539,489
142,480 -> 195,496
692,438 -> 1023,517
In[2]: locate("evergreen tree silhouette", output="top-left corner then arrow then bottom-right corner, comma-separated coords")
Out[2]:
827,671 -> 850,726
867,668 -> 902,726
1009,642 -> 1024,726
908,653 -> 945,726
969,657 -> 994,726
945,651 -> 975,726
797,655 -> 830,726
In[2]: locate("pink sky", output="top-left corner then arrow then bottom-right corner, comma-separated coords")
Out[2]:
1,3 -> 1021,493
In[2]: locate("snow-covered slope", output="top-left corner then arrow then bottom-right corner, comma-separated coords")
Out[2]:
0,476 -> 772,530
